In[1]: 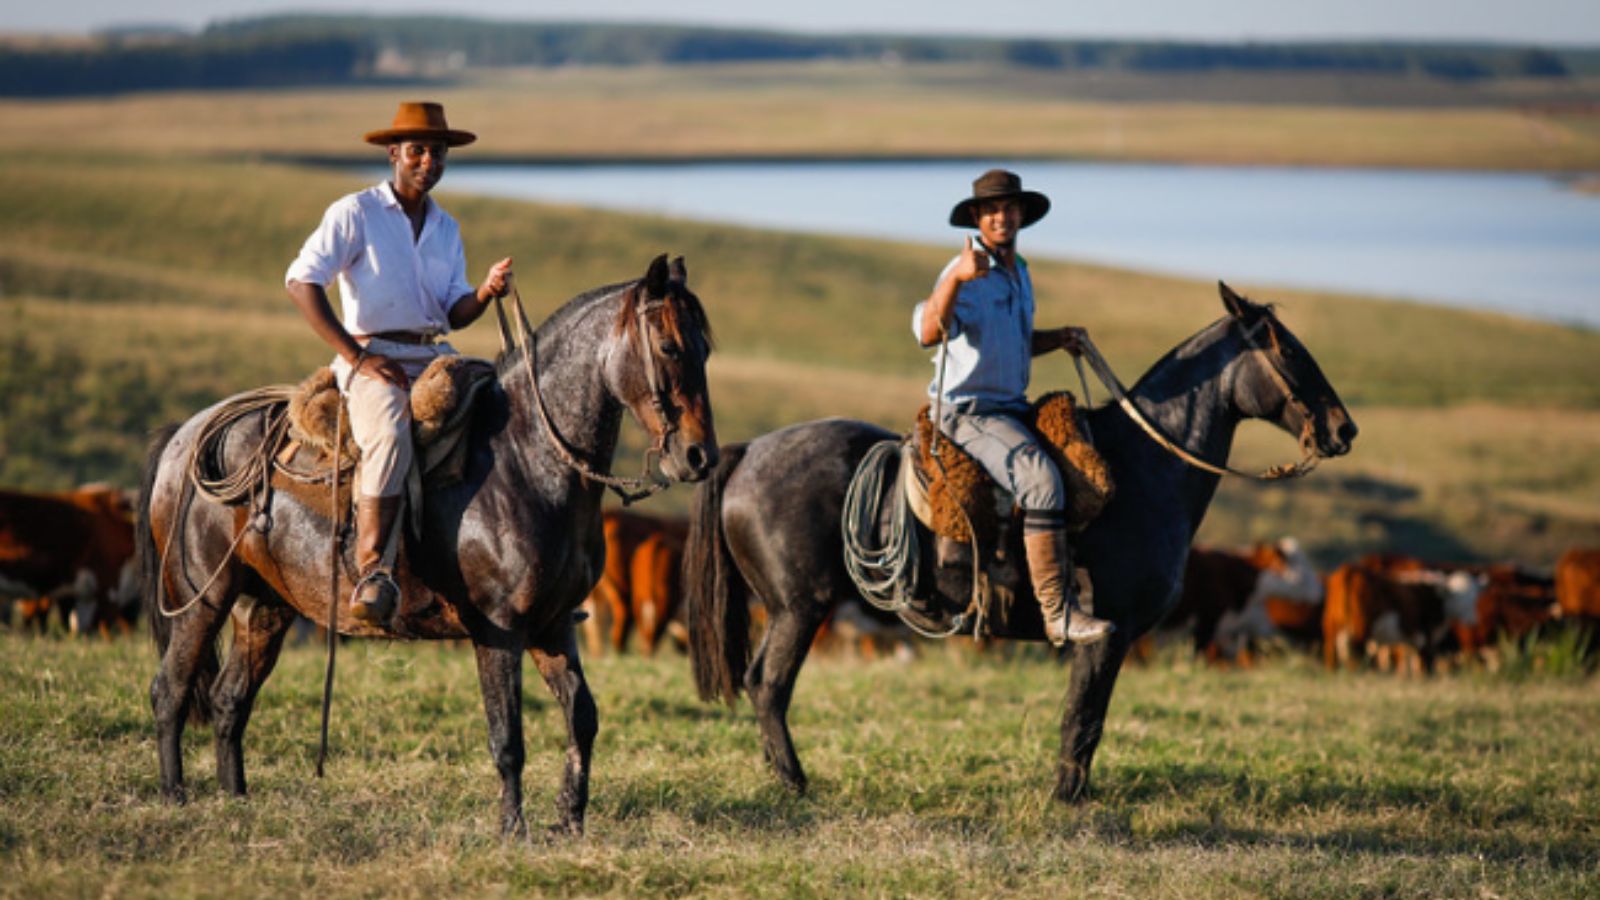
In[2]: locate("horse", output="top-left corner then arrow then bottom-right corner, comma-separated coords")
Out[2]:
685,283 -> 1356,800
137,254 -> 717,837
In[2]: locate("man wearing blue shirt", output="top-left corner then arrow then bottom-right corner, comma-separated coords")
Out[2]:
286,102 -> 513,625
913,169 -> 1112,646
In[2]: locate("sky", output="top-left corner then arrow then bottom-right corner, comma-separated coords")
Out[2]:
6,0 -> 1600,46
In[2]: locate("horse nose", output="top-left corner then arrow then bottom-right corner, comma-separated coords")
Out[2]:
1337,420 -> 1359,447
684,442 -> 716,479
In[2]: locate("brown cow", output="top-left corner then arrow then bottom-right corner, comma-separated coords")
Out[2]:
1555,548 -> 1600,621
1323,559 -> 1483,674
579,509 -> 689,655
628,519 -> 689,656
1452,564 -> 1558,668
0,485 -> 138,636
1165,538 -> 1320,663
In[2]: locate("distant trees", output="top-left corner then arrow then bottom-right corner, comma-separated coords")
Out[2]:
0,15 -> 1580,97
0,34 -> 368,96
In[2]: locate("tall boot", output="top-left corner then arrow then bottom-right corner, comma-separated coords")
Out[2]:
1023,528 -> 1114,647
350,495 -> 402,625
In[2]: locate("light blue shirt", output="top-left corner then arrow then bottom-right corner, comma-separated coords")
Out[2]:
911,251 -> 1034,413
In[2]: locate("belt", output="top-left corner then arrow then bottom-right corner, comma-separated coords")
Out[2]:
359,330 -> 438,346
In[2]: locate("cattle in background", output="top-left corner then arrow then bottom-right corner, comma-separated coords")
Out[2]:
579,509 -> 689,655
628,518 -> 689,656
1452,564 -> 1559,668
0,485 -> 139,636
1165,538 -> 1321,663
1323,558 -> 1484,674
1555,548 -> 1600,623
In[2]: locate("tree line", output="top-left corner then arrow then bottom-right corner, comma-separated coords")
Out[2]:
0,15 -> 1590,97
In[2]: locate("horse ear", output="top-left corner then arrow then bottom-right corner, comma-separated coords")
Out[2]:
1219,281 -> 1256,320
669,255 -> 688,285
644,253 -> 671,296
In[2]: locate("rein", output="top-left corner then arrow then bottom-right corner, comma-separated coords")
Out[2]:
1071,320 -> 1319,481
498,284 -> 672,505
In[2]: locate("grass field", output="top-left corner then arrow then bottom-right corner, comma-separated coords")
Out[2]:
3,64 -> 1599,170
1,632 -> 1596,897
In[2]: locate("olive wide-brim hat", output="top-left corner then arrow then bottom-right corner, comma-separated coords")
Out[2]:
363,101 -> 477,147
948,168 -> 1051,228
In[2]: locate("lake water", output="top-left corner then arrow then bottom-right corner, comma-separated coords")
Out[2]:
422,160 -> 1599,328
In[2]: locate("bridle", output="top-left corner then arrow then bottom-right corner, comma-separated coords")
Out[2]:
500,282 -> 690,505
1073,312 -> 1322,481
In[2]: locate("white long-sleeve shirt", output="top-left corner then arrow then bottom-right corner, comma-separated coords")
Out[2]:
285,181 -> 474,337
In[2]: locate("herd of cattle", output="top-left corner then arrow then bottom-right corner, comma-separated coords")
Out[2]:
5,484 -> 1600,673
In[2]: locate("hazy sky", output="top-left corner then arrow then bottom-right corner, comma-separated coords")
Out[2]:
7,0 -> 1600,46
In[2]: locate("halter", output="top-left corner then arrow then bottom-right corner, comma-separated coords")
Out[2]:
1073,313 -> 1322,481
499,282 -> 684,504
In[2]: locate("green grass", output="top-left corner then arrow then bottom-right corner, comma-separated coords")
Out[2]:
2,632 -> 1596,897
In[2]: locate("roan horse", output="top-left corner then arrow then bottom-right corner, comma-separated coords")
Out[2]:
138,255 -> 716,836
687,284 -> 1355,799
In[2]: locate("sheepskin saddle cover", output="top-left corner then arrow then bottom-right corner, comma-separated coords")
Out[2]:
910,391 -> 1114,543
285,356 -> 497,474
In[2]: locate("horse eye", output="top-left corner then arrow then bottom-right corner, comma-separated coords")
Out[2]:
659,340 -> 682,359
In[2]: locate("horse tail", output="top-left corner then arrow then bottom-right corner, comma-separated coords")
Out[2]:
686,441 -> 751,706
137,423 -> 218,725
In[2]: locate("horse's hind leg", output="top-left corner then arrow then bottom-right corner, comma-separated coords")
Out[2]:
530,627 -> 598,836
1053,630 -> 1132,804
745,605 -> 827,795
472,630 -> 529,838
212,595 -> 298,796
150,592 -> 235,803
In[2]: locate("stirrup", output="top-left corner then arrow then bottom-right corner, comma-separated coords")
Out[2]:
349,568 -> 400,624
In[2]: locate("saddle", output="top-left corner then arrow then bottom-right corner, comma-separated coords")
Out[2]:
268,355 -> 499,532
905,391 -> 1114,545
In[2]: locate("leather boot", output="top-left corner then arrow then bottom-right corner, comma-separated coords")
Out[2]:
1023,528 -> 1114,647
350,495 -> 402,625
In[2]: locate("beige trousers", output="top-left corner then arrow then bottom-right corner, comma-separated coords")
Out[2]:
331,338 -> 456,499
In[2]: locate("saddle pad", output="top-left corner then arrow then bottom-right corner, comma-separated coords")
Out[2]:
910,391 -> 1114,543
284,356 -> 497,476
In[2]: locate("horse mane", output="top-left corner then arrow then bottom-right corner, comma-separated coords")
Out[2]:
493,276 -> 714,377
612,279 -> 714,354
1127,303 -> 1283,397
493,279 -> 631,376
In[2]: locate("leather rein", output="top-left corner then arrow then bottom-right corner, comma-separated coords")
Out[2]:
1071,315 -> 1322,481
498,282 -> 678,505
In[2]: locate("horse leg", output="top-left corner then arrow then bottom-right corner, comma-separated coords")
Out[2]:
745,605 -> 827,795
530,627 -> 598,836
211,596 -> 298,796
1053,629 -> 1132,804
472,633 -> 529,838
150,590 -> 235,803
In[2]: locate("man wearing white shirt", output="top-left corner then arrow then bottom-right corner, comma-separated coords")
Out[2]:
285,101 -> 513,625
913,169 -> 1112,646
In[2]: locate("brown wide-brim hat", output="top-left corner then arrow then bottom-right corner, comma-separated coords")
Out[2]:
363,101 -> 477,147
948,168 -> 1050,229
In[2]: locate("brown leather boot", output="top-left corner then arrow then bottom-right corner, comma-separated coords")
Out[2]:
350,495 -> 402,625
1023,528 -> 1114,647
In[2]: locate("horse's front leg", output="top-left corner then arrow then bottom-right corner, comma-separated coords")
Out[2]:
530,624 -> 598,836
472,630 -> 528,838
1053,629 -> 1131,804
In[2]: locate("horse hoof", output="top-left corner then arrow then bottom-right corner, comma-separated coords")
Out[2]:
545,818 -> 583,839
1053,767 -> 1090,805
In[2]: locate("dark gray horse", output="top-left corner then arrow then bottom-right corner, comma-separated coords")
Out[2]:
687,284 -> 1356,800
138,255 -> 716,836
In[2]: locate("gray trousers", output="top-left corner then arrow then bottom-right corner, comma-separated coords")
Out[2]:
940,408 -> 1065,529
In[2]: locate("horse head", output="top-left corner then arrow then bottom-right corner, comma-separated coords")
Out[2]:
605,254 -> 719,482
1220,282 -> 1358,461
